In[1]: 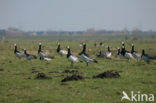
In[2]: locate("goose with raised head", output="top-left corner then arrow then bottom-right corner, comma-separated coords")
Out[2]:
131,44 -> 141,60
14,44 -> 26,59
38,42 -> 54,61
66,46 -> 79,67
79,43 -> 97,66
121,46 -> 134,59
104,46 -> 111,58
57,43 -> 67,56
24,49 -> 37,60
141,49 -> 156,63
116,48 -> 125,59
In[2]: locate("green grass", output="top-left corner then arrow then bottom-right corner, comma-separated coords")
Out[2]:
0,40 -> 156,103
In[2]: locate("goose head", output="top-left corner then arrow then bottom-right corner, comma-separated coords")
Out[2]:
121,41 -> 125,46
14,44 -> 17,53
131,44 -> 134,53
23,49 -> 27,54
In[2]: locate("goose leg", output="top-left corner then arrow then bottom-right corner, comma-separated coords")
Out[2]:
86,62 -> 88,66
71,62 -> 73,67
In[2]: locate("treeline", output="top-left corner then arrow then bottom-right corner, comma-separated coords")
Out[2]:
0,27 -> 156,36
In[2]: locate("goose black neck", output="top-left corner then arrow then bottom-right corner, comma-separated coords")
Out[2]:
14,46 -> 17,53
82,44 -> 86,53
108,46 -> 110,52
131,45 -> 134,53
99,51 -> 102,55
79,44 -> 86,55
121,46 -> 126,55
67,48 -> 71,58
142,49 -> 145,55
38,45 -> 41,53
117,49 -> 120,55
24,50 -> 27,54
57,45 -> 60,52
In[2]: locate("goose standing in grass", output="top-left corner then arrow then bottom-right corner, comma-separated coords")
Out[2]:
116,48 -> 125,59
141,49 -> 156,63
79,43 -> 97,66
141,49 -> 150,63
66,46 -> 79,67
104,46 -> 112,58
56,43 -> 67,56
121,46 -> 134,59
131,44 -> 141,60
99,42 -> 104,46
96,50 -> 104,58
38,43 -> 54,61
24,49 -> 37,60
14,44 -> 26,59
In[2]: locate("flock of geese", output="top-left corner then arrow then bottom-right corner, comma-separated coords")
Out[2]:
14,42 -> 156,67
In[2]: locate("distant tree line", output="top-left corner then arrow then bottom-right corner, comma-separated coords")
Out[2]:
0,27 -> 156,37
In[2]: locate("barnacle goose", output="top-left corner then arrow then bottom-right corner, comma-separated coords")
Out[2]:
104,46 -> 112,58
99,42 -> 104,46
14,44 -> 26,59
121,46 -> 134,59
66,46 -> 79,67
131,44 -> 141,60
141,49 -> 156,63
24,49 -> 37,60
116,48 -> 125,59
38,43 -> 54,61
57,43 -> 67,56
96,50 -> 104,58
79,43 -> 97,66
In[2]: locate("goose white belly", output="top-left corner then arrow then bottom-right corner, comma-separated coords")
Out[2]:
43,57 -> 52,61
68,55 -> 79,62
125,52 -> 134,59
105,52 -> 111,58
39,52 -> 47,57
132,52 -> 141,60
15,52 -> 26,58
59,50 -> 68,55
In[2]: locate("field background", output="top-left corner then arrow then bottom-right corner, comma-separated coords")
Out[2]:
0,35 -> 156,103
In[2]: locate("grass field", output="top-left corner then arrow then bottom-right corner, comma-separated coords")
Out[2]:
0,38 -> 156,103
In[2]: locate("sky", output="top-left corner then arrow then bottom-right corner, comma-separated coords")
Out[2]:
0,0 -> 156,31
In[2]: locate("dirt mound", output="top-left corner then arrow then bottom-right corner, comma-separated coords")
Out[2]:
64,70 -> 78,73
61,74 -> 84,82
0,68 -> 4,71
35,72 -> 50,79
93,70 -> 120,78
